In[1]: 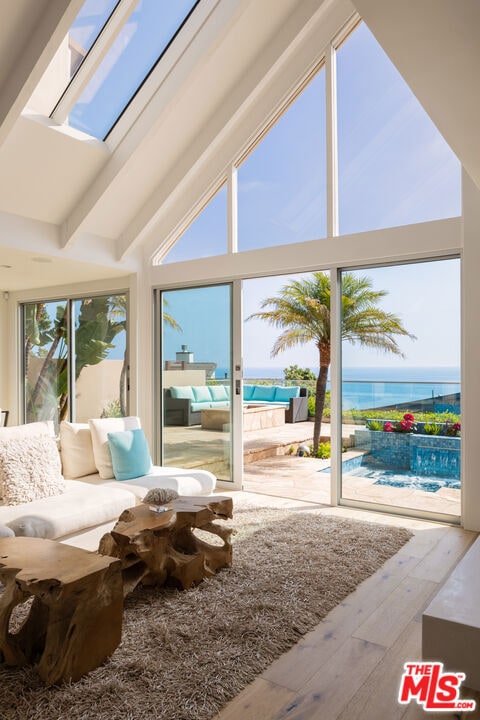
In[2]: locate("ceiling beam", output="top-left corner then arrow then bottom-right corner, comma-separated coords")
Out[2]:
0,0 -> 84,148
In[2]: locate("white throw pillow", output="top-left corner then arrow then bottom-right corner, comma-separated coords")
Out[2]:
0,435 -> 65,506
59,421 -> 97,479
0,421 -> 54,441
88,417 -> 141,479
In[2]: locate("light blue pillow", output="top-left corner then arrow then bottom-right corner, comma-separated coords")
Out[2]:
209,385 -> 228,401
274,386 -> 300,401
107,428 -> 153,481
252,385 -> 276,402
243,384 -> 255,401
192,386 -> 212,402
170,386 -> 194,400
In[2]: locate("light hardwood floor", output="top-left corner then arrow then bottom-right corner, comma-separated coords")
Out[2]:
215,491 -> 479,720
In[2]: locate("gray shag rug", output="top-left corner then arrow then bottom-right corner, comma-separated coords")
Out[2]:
0,502 -> 412,720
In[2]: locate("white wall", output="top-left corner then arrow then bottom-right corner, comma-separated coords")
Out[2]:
0,292 -> 8,411
461,171 -> 480,531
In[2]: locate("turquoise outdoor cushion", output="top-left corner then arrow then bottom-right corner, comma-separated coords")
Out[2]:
274,386 -> 300,401
243,384 -> 255,401
191,401 -> 209,411
225,385 -> 231,398
252,385 -> 276,402
107,428 -> 153,481
209,385 -> 228,401
170,385 -> 194,400
192,386 -> 212,402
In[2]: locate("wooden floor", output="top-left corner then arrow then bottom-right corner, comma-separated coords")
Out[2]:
215,491 -> 479,720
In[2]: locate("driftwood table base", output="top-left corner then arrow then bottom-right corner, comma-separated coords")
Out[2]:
0,537 -> 123,686
98,495 -> 234,595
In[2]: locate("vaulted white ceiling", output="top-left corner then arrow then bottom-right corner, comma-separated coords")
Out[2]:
0,0 -> 477,291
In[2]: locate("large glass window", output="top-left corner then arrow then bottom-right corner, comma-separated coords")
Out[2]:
67,0 -> 198,138
340,259 -> 461,520
337,23 -> 461,235
237,68 -> 327,251
162,185 -> 228,264
23,293 -> 127,426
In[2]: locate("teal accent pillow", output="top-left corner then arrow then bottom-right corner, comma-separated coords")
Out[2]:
274,386 -> 300,401
252,385 -> 276,402
192,386 -> 211,402
170,386 -> 194,400
243,384 -> 255,401
209,385 -> 228,401
224,385 -> 231,398
107,428 -> 153,481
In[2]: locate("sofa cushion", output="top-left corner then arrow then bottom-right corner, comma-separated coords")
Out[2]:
191,401 -> 209,412
2,480 -> 136,539
108,428 -> 153,481
224,385 -> 231,399
81,465 -> 216,499
59,421 -> 97,479
0,435 -> 65,506
192,386 -> 211,402
243,384 -> 255,401
252,385 -> 276,402
209,385 -> 228,402
89,416 -> 141,479
274,386 -> 300,401
170,386 -> 194,400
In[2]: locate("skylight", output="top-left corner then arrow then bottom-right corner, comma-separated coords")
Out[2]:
55,0 -> 199,140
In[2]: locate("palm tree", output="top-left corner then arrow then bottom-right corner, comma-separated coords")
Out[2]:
248,272 -> 415,451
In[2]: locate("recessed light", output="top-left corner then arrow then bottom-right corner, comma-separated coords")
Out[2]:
32,257 -> 53,264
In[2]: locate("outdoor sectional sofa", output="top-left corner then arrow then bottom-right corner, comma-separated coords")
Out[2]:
0,418 -> 216,551
164,383 -> 308,426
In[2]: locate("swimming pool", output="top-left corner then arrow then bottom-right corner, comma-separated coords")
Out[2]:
347,465 -> 460,493
322,455 -> 460,493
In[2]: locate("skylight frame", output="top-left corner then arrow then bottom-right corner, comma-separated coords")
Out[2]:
51,0 -> 202,142
51,0 -> 140,126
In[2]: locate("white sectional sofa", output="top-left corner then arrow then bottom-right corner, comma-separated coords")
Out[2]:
0,418 -> 216,550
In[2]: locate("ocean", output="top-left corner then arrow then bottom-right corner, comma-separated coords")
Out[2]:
215,366 -> 461,411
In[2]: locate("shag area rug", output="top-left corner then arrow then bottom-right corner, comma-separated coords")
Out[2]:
0,503 -> 412,720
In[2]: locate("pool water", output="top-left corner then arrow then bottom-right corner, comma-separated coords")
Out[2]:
321,455 -> 460,493
349,465 -> 460,493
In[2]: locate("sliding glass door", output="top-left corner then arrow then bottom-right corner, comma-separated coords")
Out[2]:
159,284 -> 234,482
340,259 -> 461,521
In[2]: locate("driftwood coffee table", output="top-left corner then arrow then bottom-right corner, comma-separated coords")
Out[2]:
0,536 -> 123,686
98,495 -> 233,596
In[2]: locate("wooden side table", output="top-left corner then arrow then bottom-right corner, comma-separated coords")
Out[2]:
98,495 -> 233,595
0,537 -> 123,685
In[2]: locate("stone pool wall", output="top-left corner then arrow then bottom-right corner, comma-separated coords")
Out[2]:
354,430 -> 461,479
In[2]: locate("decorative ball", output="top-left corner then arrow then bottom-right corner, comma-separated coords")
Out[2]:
143,488 -> 179,505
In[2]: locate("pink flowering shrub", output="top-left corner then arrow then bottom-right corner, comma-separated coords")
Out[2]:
382,413 -> 417,433
445,422 -> 461,437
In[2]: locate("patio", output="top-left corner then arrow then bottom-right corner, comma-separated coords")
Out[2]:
162,420 -> 461,517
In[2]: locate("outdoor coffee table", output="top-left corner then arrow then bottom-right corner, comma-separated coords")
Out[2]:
98,495 -> 233,596
0,536 -> 123,686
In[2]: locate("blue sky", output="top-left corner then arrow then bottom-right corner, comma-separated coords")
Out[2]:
159,22 -> 461,376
